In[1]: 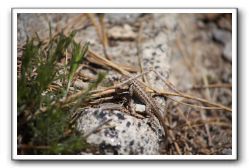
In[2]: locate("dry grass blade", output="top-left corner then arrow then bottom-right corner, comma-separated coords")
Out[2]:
136,22 -> 147,82
83,119 -> 112,138
191,83 -> 232,89
156,91 -> 232,112
178,119 -> 231,129
63,14 -> 88,35
86,13 -> 111,60
98,14 -> 110,59
87,49 -> 131,75
166,96 -> 226,110
85,14 -> 103,43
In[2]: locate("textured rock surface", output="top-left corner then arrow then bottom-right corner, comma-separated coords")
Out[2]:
105,13 -> 142,25
223,40 -> 232,62
210,23 -> 232,62
17,13 -> 74,44
76,107 -> 161,154
17,14 -> 172,154
17,13 -> 233,155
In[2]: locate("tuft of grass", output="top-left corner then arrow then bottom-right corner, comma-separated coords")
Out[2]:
66,41 -> 89,96
17,30 -> 104,155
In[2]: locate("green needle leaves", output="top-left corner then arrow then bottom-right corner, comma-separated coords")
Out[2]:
66,42 -> 89,96
17,30 -> 104,155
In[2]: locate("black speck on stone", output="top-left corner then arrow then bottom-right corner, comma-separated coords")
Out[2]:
106,127 -> 118,138
99,141 -> 106,148
129,140 -> 134,146
140,147 -> 144,153
152,52 -> 156,56
126,121 -> 131,127
157,44 -> 164,52
158,128 -> 162,135
99,111 -> 107,118
116,113 -> 125,120
138,122 -> 141,128
157,44 -> 162,49
99,141 -> 107,154
104,129 -> 109,137
93,110 -> 98,116
99,141 -> 120,155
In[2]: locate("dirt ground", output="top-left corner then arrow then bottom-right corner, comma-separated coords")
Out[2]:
17,13 -> 233,155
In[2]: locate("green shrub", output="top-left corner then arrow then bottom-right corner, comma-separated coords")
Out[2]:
17,31 -> 104,155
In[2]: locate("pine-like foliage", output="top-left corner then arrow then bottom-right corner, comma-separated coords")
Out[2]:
17,31 -> 104,155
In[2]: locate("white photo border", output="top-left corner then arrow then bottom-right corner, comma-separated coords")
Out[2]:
12,8 -> 238,160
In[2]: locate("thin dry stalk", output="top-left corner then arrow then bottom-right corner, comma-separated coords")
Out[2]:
176,106 -> 198,135
18,144 -> 50,150
85,14 -> 103,43
156,91 -> 232,112
201,74 -> 213,146
175,36 -> 198,82
83,119 -> 112,138
98,14 -> 110,59
147,70 -> 231,112
191,83 -> 232,89
167,96 -> 223,110
87,49 -> 130,75
63,14 -> 88,35
136,22 -> 147,83
86,13 -> 111,60
179,120 -> 231,129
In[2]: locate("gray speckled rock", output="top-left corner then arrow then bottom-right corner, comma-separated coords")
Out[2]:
139,14 -> 172,106
76,107 -> 161,155
210,24 -> 232,62
105,13 -> 142,25
212,26 -> 232,45
17,13 -> 77,44
221,148 -> 232,155
223,40 -> 232,62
